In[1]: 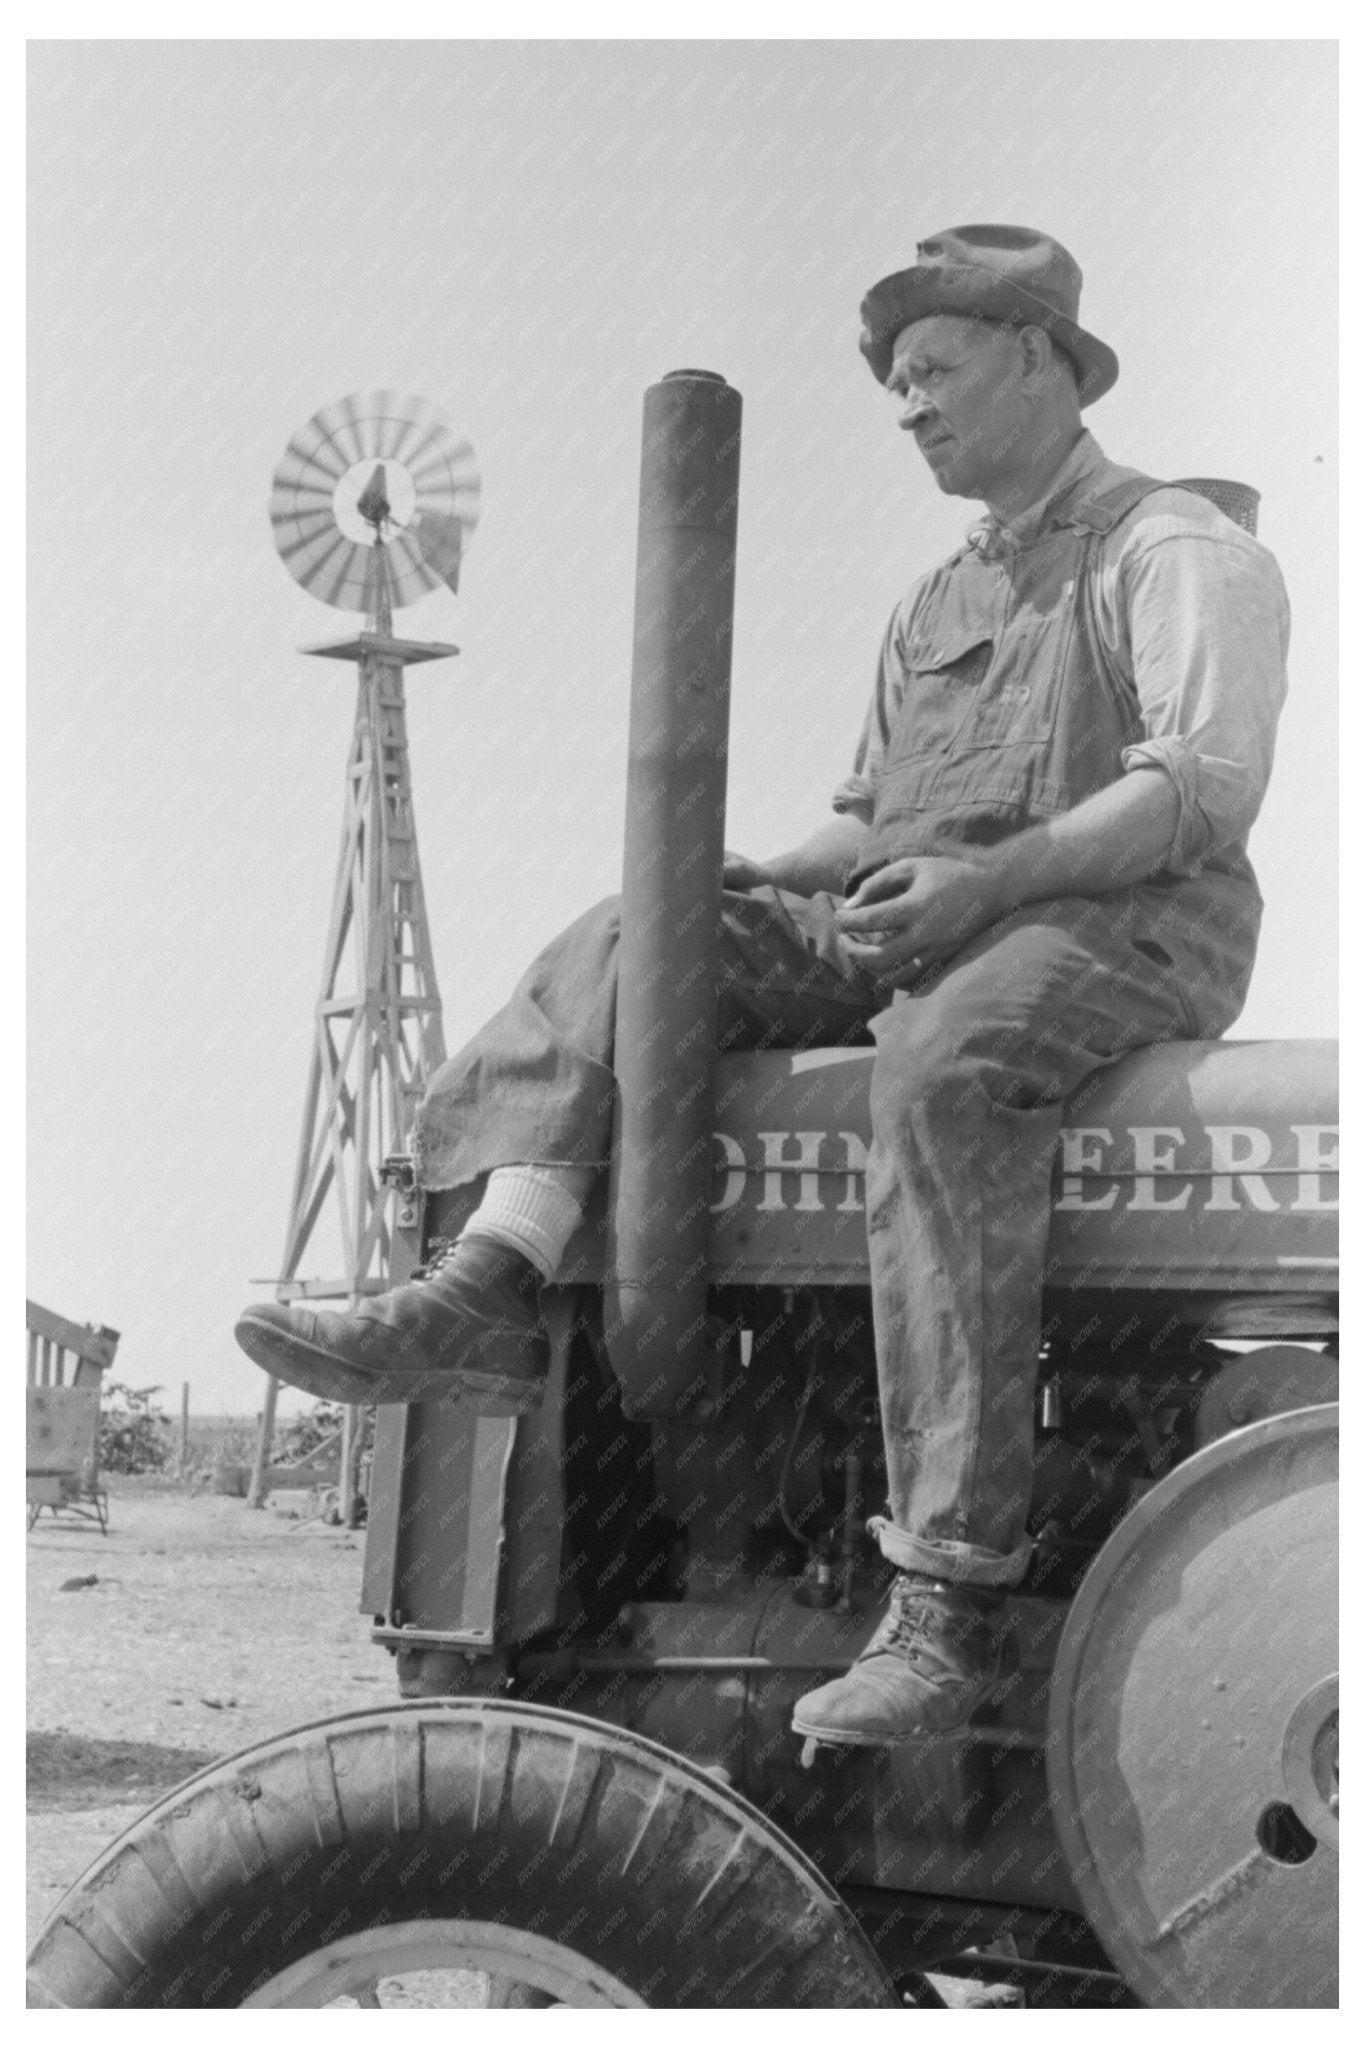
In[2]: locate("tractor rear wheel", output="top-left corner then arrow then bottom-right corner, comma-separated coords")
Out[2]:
1047,1403 -> 1338,2007
27,1699 -> 898,2009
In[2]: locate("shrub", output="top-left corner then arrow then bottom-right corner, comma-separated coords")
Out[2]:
99,1382 -> 172,1474
276,1401 -> 349,1463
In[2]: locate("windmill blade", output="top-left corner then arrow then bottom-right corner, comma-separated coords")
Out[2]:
371,393 -> 437,463
385,532 -> 444,606
408,432 -> 479,501
296,532 -> 370,607
319,392 -> 372,469
269,503 -> 337,552
276,428 -> 350,486
269,484 -> 336,525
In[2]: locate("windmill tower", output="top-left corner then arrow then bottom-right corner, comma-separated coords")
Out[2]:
248,393 -> 480,1509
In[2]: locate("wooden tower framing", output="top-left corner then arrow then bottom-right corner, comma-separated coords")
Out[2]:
248,553 -> 453,1508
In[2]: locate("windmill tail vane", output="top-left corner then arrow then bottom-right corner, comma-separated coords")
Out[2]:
409,507 -> 465,593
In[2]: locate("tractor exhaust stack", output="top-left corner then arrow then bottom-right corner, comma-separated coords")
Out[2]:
604,369 -> 742,1419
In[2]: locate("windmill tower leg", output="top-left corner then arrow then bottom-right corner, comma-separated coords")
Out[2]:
247,1378 -> 278,1508
247,627 -> 451,1512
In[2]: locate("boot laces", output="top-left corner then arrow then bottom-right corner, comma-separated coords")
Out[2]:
875,1577 -> 950,1658
410,1237 -> 539,1310
410,1239 -> 464,1285
868,1575 -> 993,1671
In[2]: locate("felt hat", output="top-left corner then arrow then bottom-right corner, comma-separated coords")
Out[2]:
859,224 -> 1119,407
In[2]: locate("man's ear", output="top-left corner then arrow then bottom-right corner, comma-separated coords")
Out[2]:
1020,325 -> 1077,401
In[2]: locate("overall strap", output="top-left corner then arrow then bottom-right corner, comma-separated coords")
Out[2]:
1064,471 -> 1170,534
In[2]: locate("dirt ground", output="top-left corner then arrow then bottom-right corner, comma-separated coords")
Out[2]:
26,1482 -> 394,1951
28,1482 -> 1009,2008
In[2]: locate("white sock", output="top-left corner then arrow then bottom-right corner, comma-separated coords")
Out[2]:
459,1165 -> 594,1281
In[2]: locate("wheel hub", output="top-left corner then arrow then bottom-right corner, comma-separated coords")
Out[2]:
243,1918 -> 646,2008
1280,1676 -> 1339,1848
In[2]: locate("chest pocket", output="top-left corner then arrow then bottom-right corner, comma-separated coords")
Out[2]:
952,603 -> 1074,751
890,628 -> 995,761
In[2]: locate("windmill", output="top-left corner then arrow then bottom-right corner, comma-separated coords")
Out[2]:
247,392 -> 480,1511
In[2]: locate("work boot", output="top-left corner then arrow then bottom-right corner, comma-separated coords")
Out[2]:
233,1236 -> 549,1409
791,1572 -> 1016,1748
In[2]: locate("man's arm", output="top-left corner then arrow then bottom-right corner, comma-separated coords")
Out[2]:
725,813 -> 871,898
985,765 -> 1180,904
838,770 -> 1178,978
1108,509 -> 1289,874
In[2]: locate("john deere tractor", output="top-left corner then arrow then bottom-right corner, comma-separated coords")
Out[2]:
28,374 -> 1337,2010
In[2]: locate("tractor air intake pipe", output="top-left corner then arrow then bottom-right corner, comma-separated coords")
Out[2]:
604,370 -> 742,1420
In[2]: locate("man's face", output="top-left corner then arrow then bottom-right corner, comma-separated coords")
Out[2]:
886,315 -> 1030,499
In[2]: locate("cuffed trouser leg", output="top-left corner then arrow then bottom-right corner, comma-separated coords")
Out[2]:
864,894 -> 1195,1589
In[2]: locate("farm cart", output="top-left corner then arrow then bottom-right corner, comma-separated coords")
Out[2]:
25,1301 -> 119,1535
27,375 -> 1338,2009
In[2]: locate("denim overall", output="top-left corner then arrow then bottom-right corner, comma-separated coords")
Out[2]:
413,474 -> 1257,1587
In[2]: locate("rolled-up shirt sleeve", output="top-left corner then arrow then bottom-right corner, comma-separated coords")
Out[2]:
1112,513 -> 1291,874
830,730 -> 879,822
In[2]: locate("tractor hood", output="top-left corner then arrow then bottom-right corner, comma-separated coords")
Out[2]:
560,1037 -> 1338,1327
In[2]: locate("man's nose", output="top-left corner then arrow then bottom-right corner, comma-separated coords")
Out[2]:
898,389 -> 934,432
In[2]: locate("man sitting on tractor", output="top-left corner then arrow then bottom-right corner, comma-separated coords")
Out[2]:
237,224 -> 1289,1750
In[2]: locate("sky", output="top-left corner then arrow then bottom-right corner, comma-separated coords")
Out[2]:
27,39 -> 1337,1417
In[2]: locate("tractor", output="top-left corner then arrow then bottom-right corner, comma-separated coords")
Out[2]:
27,373 -> 1338,2010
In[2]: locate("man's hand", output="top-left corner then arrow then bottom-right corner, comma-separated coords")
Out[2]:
836,855 -> 1003,984
723,850 -> 775,892
723,815 -> 871,898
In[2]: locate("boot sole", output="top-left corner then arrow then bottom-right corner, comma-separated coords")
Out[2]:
789,1711 -> 993,1748
233,1312 -> 546,1413
789,1718 -> 903,1751
789,1699 -> 1005,1748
